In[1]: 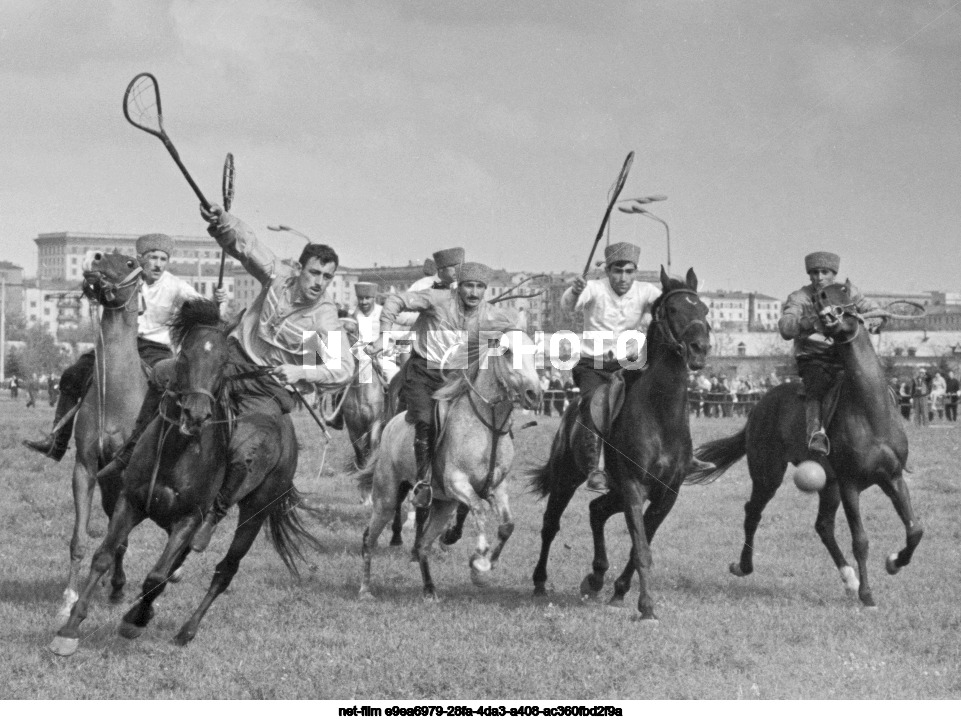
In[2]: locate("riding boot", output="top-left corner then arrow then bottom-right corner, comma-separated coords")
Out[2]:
22,389 -> 80,462
410,421 -> 434,509
96,382 -> 164,482
191,481 -> 233,553
805,398 -> 830,456
326,389 -> 345,431
585,435 -> 609,492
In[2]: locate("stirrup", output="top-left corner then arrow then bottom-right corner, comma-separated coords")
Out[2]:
410,481 -> 433,509
585,469 -> 609,493
807,430 -> 830,456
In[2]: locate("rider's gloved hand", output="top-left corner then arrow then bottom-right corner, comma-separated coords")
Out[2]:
799,315 -> 818,333
213,287 -> 229,305
201,203 -> 224,226
571,276 -> 587,296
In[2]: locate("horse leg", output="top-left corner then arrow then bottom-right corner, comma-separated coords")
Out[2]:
409,506 -> 429,563
60,460 -> 97,622
610,486 -> 681,606
487,484 -> 514,569
120,514 -> 201,638
877,474 -> 924,575
813,481 -> 858,598
580,491 -> 621,600
98,474 -> 129,603
50,495 -> 145,656
414,500 -> 459,601
532,483 -> 578,597
837,484 -> 875,608
389,481 -> 411,547
619,481 -> 658,621
440,502 -> 470,546
730,463 -> 782,577
359,489 -> 402,599
174,503 -> 266,646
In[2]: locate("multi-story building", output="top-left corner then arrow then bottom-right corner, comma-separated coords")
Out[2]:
702,290 -> 780,332
0,262 -> 25,319
33,231 -> 237,295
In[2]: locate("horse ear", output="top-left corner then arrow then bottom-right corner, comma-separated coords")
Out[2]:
685,267 -> 698,291
659,265 -> 669,288
844,277 -> 851,293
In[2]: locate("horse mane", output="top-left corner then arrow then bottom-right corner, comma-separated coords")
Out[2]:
433,342 -> 513,402
168,297 -> 224,346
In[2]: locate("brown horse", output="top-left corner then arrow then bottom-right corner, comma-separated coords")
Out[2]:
50,299 -> 322,655
58,251 -> 147,623
691,281 -> 922,607
530,269 -> 711,621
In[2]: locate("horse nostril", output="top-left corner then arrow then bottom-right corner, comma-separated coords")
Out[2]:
93,252 -> 102,261
525,389 -> 538,407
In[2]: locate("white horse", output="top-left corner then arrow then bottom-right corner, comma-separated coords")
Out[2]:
358,330 -> 541,599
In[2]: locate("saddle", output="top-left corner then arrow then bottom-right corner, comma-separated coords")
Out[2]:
582,369 -> 628,436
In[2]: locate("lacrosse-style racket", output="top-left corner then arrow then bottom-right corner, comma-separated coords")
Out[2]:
216,152 -> 235,288
582,151 -> 634,277
862,300 -> 927,322
123,72 -> 212,210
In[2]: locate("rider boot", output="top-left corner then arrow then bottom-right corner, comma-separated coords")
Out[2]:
22,389 -> 79,462
805,398 -> 830,456
585,436 -> 609,492
410,421 -> 434,509
96,382 -> 164,483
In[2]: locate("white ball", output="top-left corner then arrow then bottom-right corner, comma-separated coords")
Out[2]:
794,461 -> 827,493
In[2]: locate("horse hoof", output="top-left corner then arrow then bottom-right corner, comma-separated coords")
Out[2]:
118,622 -> 145,640
49,635 -> 79,657
388,537 -> 403,547
632,614 -> 659,625
885,553 -> 901,576
173,629 -> 194,647
533,586 -> 547,598
422,592 -> 439,604
441,529 -> 462,546
861,604 -> 879,613
470,568 -> 492,588
579,576 -> 602,599
728,562 -> 748,577
839,565 -> 860,598
169,567 -> 185,583
358,588 -> 375,601
109,589 -> 125,604
607,596 -> 626,609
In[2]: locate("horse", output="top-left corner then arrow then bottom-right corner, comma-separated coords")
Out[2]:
690,280 -> 923,607
358,330 -> 541,599
50,298 -> 323,655
58,251 -> 147,622
344,355 -> 388,476
530,268 -> 711,621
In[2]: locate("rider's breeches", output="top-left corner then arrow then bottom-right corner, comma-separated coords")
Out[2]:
571,357 -> 621,399
402,353 -> 447,427
796,356 -> 843,401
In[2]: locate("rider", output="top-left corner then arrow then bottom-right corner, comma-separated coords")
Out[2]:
779,251 -> 882,456
561,242 -> 714,491
23,234 -> 223,461
351,282 -> 398,383
370,261 -> 515,508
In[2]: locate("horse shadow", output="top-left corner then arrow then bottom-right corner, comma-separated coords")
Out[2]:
0,577 -> 72,608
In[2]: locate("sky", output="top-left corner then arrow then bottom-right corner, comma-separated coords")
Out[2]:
1,0 -> 960,299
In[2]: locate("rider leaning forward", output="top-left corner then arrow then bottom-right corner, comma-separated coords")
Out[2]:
561,241 -> 715,491
97,205 -> 355,552
369,261 -> 516,509
778,251 -> 882,456
23,234 -> 226,461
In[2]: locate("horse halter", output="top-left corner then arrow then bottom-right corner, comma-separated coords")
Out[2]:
816,291 -> 862,345
170,324 -> 229,407
653,288 -> 708,366
86,265 -> 144,311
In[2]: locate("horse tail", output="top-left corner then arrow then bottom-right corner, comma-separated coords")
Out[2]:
526,407 -> 576,498
354,447 -> 379,500
264,487 -> 325,578
686,425 -> 748,485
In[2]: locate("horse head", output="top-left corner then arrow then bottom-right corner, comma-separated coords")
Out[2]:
168,298 -> 229,436
489,329 -> 542,410
815,280 -> 862,343
652,267 -> 711,370
81,251 -> 142,309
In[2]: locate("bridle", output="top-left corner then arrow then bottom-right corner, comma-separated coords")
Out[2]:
816,295 -> 862,346
652,288 -> 709,367
86,265 -> 144,312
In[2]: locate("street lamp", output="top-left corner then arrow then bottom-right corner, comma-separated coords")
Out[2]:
617,196 -> 670,277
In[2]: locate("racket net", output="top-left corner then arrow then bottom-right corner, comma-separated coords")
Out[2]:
123,73 -> 164,137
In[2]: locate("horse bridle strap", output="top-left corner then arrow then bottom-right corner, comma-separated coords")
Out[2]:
96,266 -> 144,310
654,288 -> 702,358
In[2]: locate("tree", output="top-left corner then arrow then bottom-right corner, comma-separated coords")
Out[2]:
19,324 -> 64,376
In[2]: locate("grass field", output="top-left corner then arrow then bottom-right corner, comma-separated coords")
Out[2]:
1,395 -> 959,699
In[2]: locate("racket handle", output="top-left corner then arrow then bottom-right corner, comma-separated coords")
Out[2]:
217,251 -> 227,289
161,137 -> 212,209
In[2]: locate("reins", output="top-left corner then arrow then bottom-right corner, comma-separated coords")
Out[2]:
651,288 -> 706,368
459,362 -> 517,499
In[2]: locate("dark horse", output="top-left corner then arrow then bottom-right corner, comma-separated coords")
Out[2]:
50,298 -> 322,655
530,268 -> 711,621
690,281 -> 922,607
